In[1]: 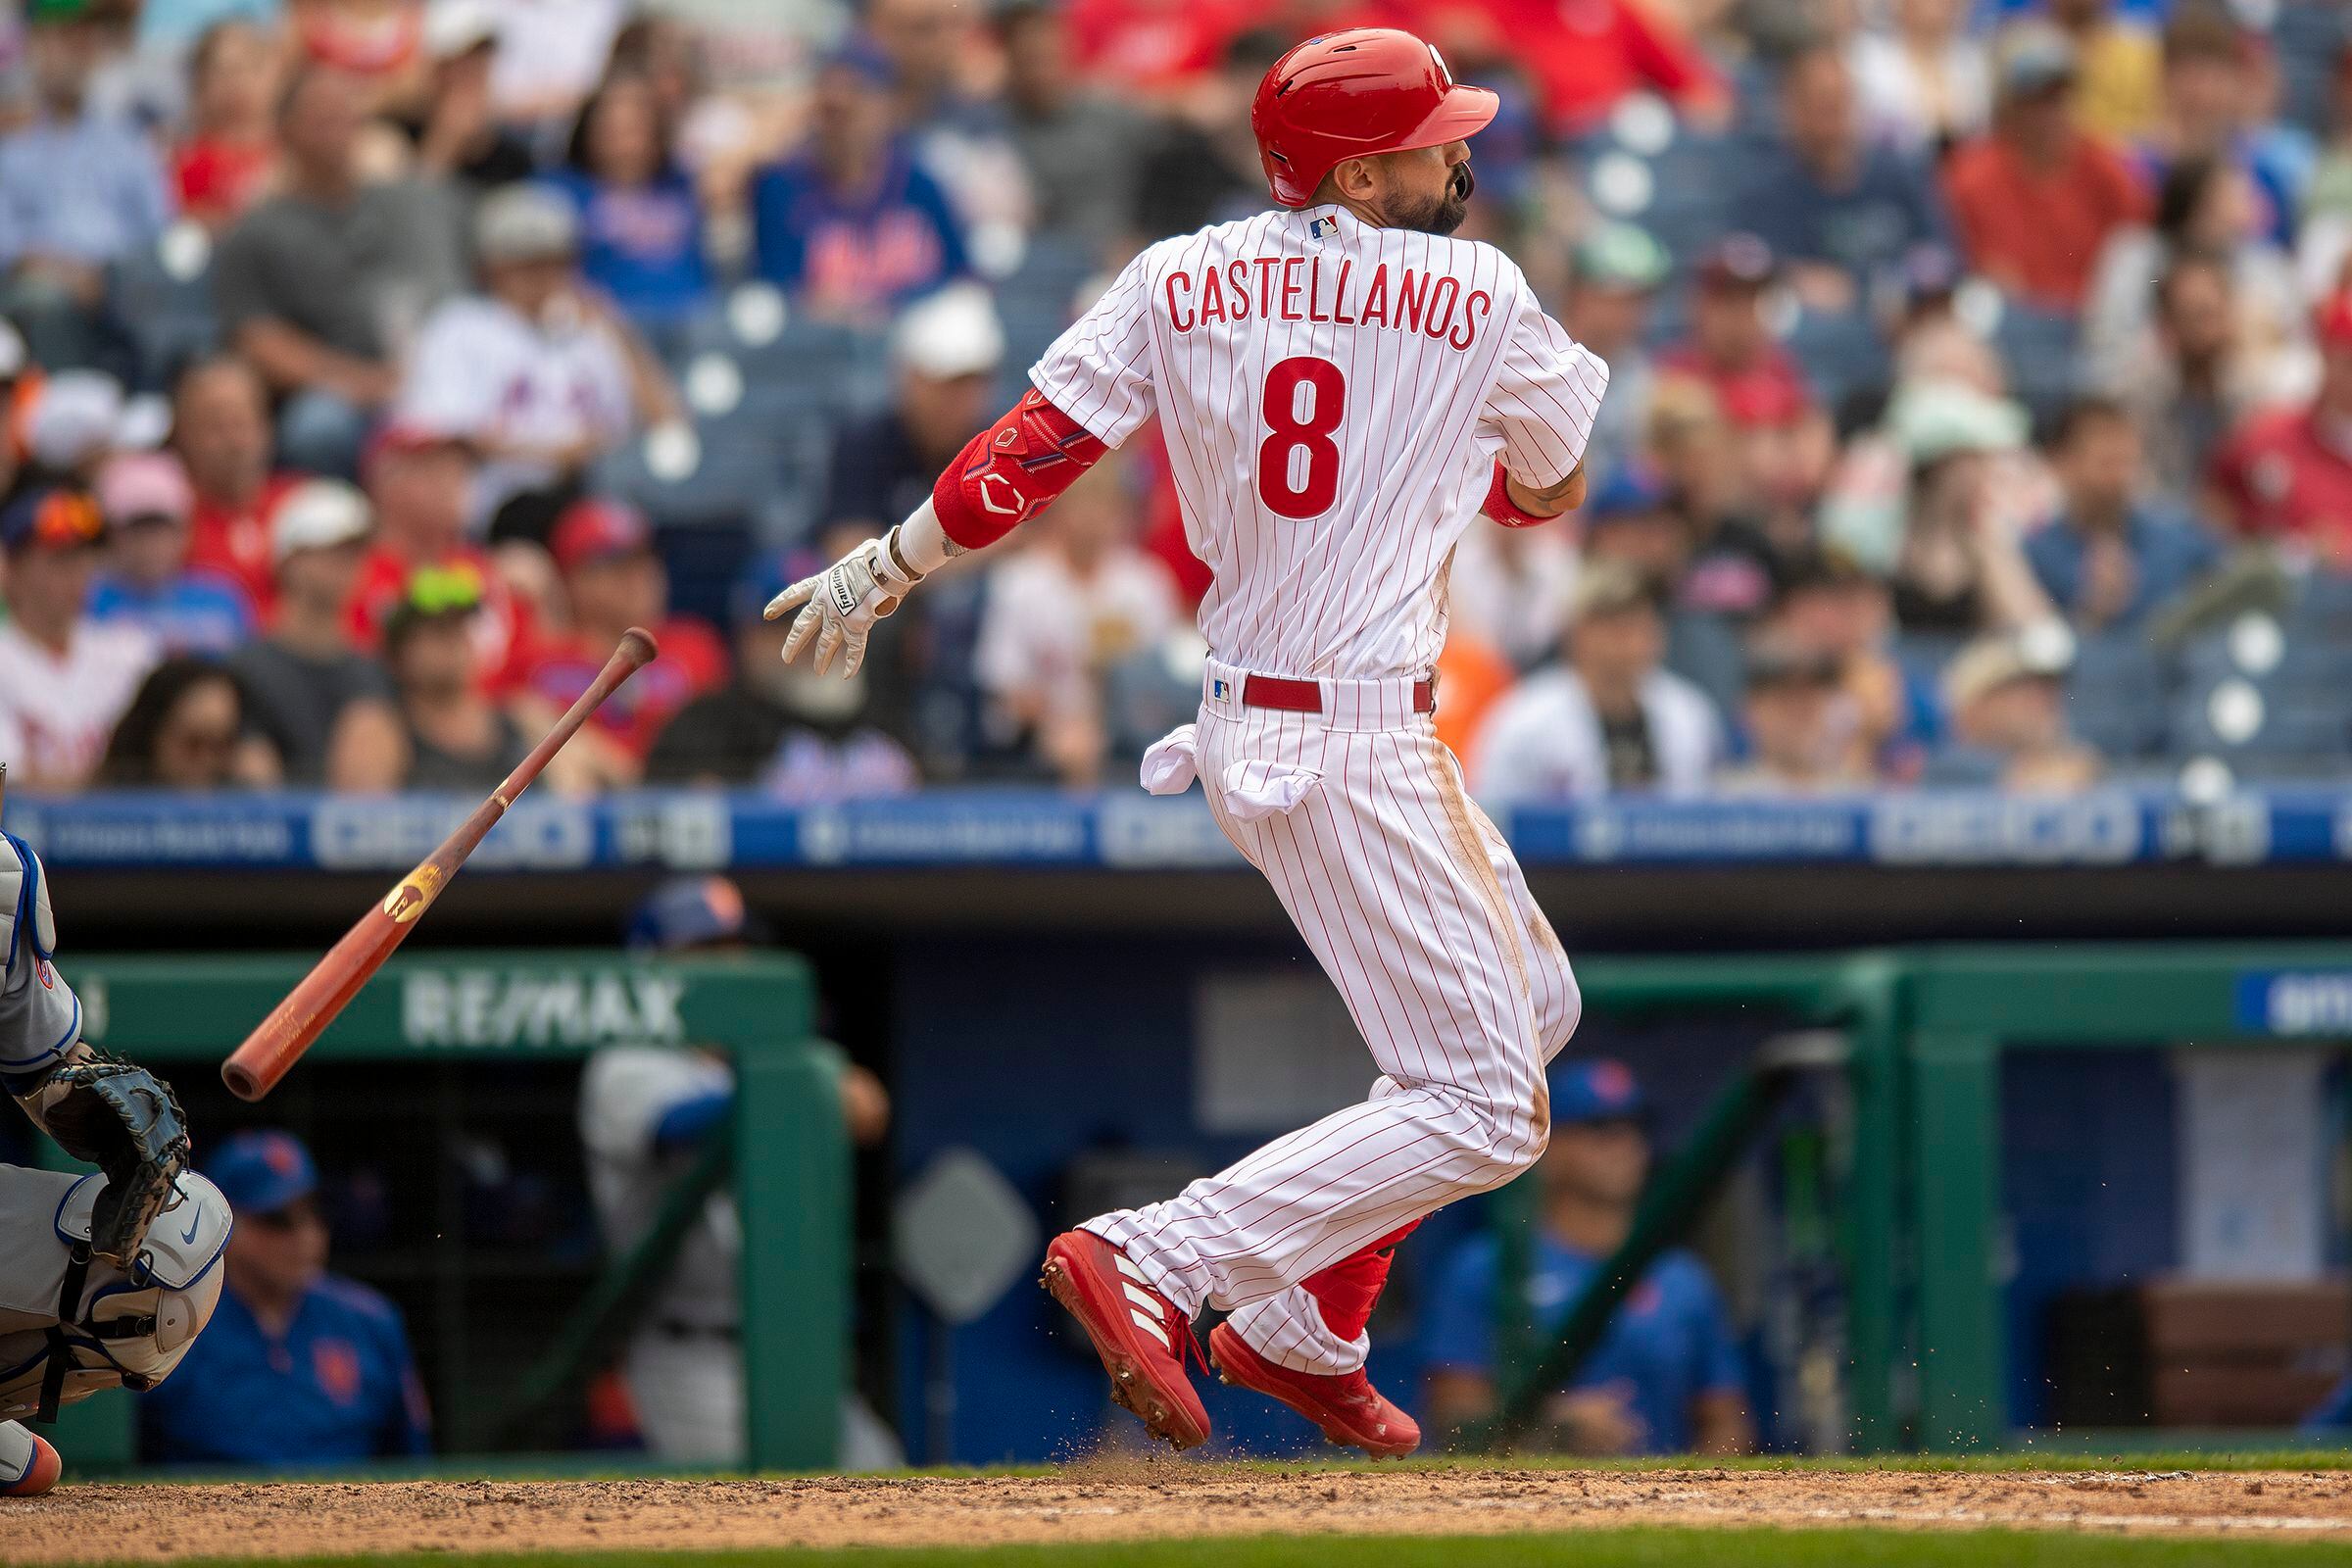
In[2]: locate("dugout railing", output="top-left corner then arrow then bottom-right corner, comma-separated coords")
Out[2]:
35,952 -> 847,1474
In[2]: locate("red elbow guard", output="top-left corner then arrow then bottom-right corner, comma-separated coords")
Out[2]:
933,389 -> 1107,550
1483,461 -> 1551,528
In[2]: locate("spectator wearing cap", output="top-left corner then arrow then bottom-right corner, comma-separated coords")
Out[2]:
382,565 -> 548,792
975,454 -> 1179,787
645,552 -> 920,798
213,63 -> 468,476
395,182 -> 683,540
542,72 -> 712,330
2208,291 -> 2352,564
394,0 -> 538,196
2049,0 -> 2162,145
89,451 -> 258,656
0,484 -> 160,792
175,356 -> 303,612
97,656 -> 280,789
349,425 -> 542,692
1875,379 -> 2057,634
1469,560 -> 1725,806
1741,42 -> 1950,319
1656,236 -> 1819,444
1562,223 -> 1670,493
141,1130 -> 431,1467
523,499 -> 728,765
1422,1060 -> 1753,1456
229,478 -> 407,789
1579,464 -> 1749,716
1941,27 -> 2151,314
579,876 -> 900,1469
998,0 -> 1151,250
1846,0 -> 1989,156
1715,635 -> 1873,794
21,367 -> 127,483
0,0 -> 174,368
822,283 -> 1004,538
2028,396 -> 2224,629
1932,626 -> 2101,792
750,41 -> 970,323
1758,552 -> 1941,782
173,18 -> 282,230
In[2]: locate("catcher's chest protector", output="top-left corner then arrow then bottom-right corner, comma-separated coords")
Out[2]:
0,1167 -> 229,1419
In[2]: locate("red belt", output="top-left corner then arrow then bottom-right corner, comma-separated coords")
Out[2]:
1240,673 -> 1436,715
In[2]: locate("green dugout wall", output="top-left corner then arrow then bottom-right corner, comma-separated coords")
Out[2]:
31,942 -> 2348,1465
37,952 -> 848,1473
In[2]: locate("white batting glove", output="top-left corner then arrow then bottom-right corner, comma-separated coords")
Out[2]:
763,530 -> 924,677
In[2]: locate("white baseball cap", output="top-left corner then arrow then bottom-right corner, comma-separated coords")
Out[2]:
891,283 -> 1005,381
24,369 -> 125,470
475,184 -> 579,265
423,0 -> 499,59
270,479 -> 374,566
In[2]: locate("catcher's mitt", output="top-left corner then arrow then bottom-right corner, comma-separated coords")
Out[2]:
41,1054 -> 191,1268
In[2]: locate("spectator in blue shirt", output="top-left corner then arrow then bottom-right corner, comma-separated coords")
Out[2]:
1740,41 -> 1948,320
88,452 -> 256,656
1422,1061 -> 1754,1456
545,71 -> 712,330
0,0 -> 173,367
2026,396 -> 2223,629
142,1131 -> 431,1467
751,40 -> 969,323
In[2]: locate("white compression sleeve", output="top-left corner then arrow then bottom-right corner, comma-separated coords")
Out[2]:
891,498 -> 961,578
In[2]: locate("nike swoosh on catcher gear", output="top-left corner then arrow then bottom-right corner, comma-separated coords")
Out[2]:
1040,1230 -> 1210,1450
1207,1320 -> 1420,1458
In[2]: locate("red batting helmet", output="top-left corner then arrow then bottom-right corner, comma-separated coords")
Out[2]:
1250,28 -> 1499,210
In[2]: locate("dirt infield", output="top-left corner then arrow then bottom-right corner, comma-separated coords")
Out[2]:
8,1465 -> 2352,1562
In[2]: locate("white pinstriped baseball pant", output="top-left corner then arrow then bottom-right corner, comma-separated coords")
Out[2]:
1083,660 -> 1582,1375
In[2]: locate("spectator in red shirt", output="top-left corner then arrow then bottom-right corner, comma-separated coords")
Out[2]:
1410,0 -> 1724,137
175,355 -> 301,612
525,498 -> 728,765
1942,26 -> 2151,313
1657,235 -> 1818,439
2207,292 -> 2352,564
349,424 -> 540,692
173,19 -> 280,231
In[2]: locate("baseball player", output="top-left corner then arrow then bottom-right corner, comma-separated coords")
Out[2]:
0,802 -> 230,1495
768,27 -> 1604,1455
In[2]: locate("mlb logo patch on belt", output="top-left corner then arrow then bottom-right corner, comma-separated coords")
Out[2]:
1210,678 -> 1232,701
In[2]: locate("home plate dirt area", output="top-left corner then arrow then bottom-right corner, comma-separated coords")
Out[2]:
10,1463 -> 2352,1561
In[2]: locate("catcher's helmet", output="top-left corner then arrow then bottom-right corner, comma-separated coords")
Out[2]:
1250,28 -> 1499,210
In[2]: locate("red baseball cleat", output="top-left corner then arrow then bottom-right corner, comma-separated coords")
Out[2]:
1207,1321 -> 1421,1458
0,1430 -> 60,1497
1040,1230 -> 1210,1450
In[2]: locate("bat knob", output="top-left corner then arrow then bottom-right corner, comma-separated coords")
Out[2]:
620,626 -> 661,668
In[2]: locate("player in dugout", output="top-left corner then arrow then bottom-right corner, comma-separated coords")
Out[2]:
1421,1060 -> 1755,1455
579,875 -> 898,1469
140,1130 -> 431,1466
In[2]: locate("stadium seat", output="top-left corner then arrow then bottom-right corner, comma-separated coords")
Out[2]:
1987,303 -> 2081,427
2067,630 -> 2173,760
107,225 -> 220,391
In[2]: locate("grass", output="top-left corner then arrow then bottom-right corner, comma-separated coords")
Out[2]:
108,1532 -> 2352,1568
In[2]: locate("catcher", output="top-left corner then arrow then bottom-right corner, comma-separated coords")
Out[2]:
0,791 -> 228,1498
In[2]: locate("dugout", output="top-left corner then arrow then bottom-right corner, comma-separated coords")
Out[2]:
33,952 -> 848,1474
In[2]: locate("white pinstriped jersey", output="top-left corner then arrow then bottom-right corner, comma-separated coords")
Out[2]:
1030,204 -> 1609,681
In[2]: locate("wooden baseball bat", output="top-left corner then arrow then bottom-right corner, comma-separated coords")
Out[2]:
221,628 -> 660,1102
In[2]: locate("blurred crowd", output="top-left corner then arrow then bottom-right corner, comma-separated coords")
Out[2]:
8,0 -> 2352,806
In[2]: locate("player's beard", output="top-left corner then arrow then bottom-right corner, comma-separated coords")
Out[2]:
1393,164 -> 1474,236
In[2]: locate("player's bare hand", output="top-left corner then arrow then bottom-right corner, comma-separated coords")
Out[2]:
762,534 -> 915,678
